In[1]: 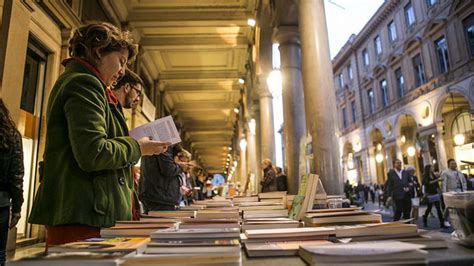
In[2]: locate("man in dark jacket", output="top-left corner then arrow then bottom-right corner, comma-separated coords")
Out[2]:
385,159 -> 412,221
139,145 -> 185,212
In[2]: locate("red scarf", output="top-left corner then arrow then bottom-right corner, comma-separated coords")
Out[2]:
62,57 -> 118,105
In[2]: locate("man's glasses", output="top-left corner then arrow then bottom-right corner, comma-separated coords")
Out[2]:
130,85 -> 142,97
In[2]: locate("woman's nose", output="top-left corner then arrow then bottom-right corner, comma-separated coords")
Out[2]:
118,67 -> 125,77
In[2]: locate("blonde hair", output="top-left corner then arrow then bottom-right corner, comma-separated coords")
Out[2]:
68,22 -> 138,66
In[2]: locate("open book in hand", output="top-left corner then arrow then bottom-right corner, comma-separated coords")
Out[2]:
129,115 -> 181,145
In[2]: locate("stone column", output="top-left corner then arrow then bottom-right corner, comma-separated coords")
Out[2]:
421,137 -> 432,166
385,146 -> 394,170
247,121 -> 258,193
275,26 -> 306,195
258,87 -> 276,164
239,135 -> 248,187
435,123 -> 448,171
298,0 -> 342,194
395,141 -> 403,162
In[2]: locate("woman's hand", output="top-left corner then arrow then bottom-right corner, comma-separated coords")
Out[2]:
10,212 -> 21,229
138,137 -> 170,156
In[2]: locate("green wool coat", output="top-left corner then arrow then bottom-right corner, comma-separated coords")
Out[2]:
29,60 -> 141,228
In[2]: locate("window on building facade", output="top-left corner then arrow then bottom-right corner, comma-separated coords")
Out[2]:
374,35 -> 382,56
388,21 -> 397,42
434,36 -> 449,74
395,67 -> 404,98
404,1 -> 416,27
463,14 -> 474,58
362,49 -> 370,67
342,107 -> 348,129
426,0 -> 438,8
347,64 -> 353,80
379,79 -> 389,107
367,89 -> 375,114
412,54 -> 425,87
351,100 -> 357,123
338,73 -> 344,89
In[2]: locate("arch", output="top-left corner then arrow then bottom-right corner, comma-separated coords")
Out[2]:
373,64 -> 386,77
423,18 -> 446,36
388,53 -> 402,66
403,36 -> 422,53
361,75 -> 374,86
343,141 -> 354,156
434,88 -> 472,124
394,113 -> 419,142
369,127 -> 384,147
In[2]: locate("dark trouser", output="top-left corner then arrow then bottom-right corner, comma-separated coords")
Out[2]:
424,200 -> 444,224
143,201 -> 176,213
393,198 -> 411,221
370,191 -> 375,203
0,206 -> 9,266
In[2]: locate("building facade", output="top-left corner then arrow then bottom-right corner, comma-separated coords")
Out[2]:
334,0 -> 474,185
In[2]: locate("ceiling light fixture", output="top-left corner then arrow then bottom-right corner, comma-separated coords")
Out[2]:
247,18 -> 256,27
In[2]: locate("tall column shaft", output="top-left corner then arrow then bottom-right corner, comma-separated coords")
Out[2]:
259,89 -> 276,163
239,142 -> 247,188
276,26 -> 306,195
435,123 -> 448,171
298,0 -> 342,194
247,130 -> 257,193
385,147 -> 394,170
395,143 -> 403,162
421,137 -> 432,166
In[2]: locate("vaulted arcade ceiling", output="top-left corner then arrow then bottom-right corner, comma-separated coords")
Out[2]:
105,0 -> 258,173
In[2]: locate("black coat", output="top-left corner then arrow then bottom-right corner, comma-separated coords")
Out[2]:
139,148 -> 182,207
385,169 -> 411,200
0,132 -> 24,213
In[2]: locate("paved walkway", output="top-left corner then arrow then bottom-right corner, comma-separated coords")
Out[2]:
361,200 -> 455,234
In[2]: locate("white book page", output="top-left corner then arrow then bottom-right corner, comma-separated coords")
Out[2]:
129,115 -> 181,145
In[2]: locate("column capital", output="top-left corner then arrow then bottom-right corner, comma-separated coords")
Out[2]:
418,124 -> 437,138
274,26 -> 300,46
255,80 -> 273,98
382,138 -> 396,147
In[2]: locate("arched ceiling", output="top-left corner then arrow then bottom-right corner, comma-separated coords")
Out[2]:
105,0 -> 258,173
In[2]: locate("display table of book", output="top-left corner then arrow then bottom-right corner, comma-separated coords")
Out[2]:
10,189 -> 474,265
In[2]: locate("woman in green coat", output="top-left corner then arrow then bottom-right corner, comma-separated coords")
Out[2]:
29,23 -> 168,245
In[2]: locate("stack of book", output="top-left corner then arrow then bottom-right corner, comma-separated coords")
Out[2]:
194,199 -> 233,208
124,227 -> 242,265
299,240 -> 427,265
241,227 -> 335,244
150,227 -> 241,242
48,237 -> 150,254
120,252 -> 242,266
303,207 -> 382,227
11,237 -> 150,266
100,221 -> 177,238
195,209 -> 240,219
244,240 -> 331,257
146,210 -> 196,218
241,218 -> 301,231
242,227 -> 335,258
333,221 -> 418,240
231,196 -> 259,205
178,218 -> 240,229
258,191 -> 287,203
